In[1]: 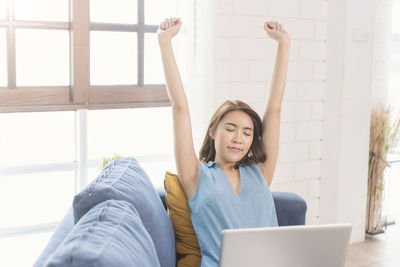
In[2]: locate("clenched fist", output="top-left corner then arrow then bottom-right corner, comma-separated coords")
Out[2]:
264,21 -> 290,44
157,17 -> 182,41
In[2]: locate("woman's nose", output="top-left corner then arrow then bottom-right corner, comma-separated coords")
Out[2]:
232,133 -> 242,144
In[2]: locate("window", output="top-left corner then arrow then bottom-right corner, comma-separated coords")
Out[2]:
90,0 -> 137,24
384,0 -> 400,226
16,29 -> 70,86
0,0 -> 169,113
14,0 -> 69,22
0,0 -> 5,20
0,231 -> 54,267
0,1 -> 191,265
0,110 -> 77,267
0,171 -> 75,229
87,107 -> 175,187
389,0 -> 400,152
0,107 -> 176,266
90,31 -> 138,85
0,111 -> 75,166
0,28 -> 6,87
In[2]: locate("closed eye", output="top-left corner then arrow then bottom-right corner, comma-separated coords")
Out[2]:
225,129 -> 251,136
225,128 -> 251,136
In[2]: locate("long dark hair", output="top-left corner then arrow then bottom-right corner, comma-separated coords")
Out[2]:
199,100 -> 267,169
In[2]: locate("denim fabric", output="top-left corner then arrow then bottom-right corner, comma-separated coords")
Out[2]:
72,157 -> 175,267
45,200 -> 160,267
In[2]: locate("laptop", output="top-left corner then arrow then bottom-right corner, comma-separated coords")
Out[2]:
219,223 -> 352,267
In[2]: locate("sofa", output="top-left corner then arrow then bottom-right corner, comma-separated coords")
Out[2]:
34,157 -> 307,267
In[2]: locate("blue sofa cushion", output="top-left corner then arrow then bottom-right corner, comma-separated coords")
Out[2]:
45,200 -> 161,267
72,157 -> 175,267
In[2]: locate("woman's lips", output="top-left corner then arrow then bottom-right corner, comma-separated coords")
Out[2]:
228,147 -> 242,152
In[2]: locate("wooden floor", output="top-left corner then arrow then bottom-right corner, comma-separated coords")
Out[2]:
345,224 -> 400,267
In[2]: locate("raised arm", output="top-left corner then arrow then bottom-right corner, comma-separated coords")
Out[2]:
258,21 -> 290,187
158,18 -> 199,199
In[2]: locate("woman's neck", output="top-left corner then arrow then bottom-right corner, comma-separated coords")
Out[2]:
215,160 -> 238,172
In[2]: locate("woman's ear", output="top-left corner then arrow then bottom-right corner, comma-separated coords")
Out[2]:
209,129 -> 215,140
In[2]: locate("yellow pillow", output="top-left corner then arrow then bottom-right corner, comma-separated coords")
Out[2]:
164,172 -> 201,267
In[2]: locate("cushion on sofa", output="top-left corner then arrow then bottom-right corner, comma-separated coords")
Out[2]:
164,171 -> 201,267
45,200 -> 161,267
73,157 -> 175,267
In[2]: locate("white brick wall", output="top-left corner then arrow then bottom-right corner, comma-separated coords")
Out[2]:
281,102 -> 312,121
279,143 -> 310,162
215,0 -> 233,14
308,178 -> 321,198
233,0 -> 268,15
249,60 -> 274,81
231,38 -> 272,60
283,82 -> 298,101
310,141 -> 322,159
294,160 -> 321,179
272,162 -> 295,183
280,122 -> 296,143
287,61 -> 314,81
268,0 -> 301,18
216,60 -> 250,82
313,61 -> 326,81
296,121 -> 323,141
312,101 -> 324,120
314,21 -> 327,40
216,15 -> 252,37
280,19 -> 315,40
298,81 -> 325,100
231,82 -> 268,103
212,0 -> 329,225
299,41 -> 326,60
301,0 -> 328,19
215,39 -> 232,60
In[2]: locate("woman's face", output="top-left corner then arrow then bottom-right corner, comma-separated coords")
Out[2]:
210,110 -> 254,165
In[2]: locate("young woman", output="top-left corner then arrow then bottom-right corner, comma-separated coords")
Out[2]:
158,17 -> 290,266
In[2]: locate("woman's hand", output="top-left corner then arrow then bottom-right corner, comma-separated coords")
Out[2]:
157,17 -> 182,42
264,21 -> 290,44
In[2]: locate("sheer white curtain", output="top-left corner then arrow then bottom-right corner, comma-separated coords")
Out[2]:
184,0 -> 215,153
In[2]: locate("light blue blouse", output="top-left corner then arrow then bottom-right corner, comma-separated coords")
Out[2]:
187,161 -> 278,267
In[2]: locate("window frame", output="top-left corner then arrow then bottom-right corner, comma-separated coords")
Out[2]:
0,0 -> 169,113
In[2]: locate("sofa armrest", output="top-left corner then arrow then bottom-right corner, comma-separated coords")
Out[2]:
33,207 -> 75,267
272,192 -> 307,226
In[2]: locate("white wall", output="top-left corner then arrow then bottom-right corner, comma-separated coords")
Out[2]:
321,0 -> 392,244
321,0 -> 373,244
188,0 -> 392,244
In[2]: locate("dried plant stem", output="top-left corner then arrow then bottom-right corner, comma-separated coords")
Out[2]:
366,102 -> 400,234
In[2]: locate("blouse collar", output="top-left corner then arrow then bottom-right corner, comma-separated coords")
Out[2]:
205,161 -> 218,168
205,160 -> 243,168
